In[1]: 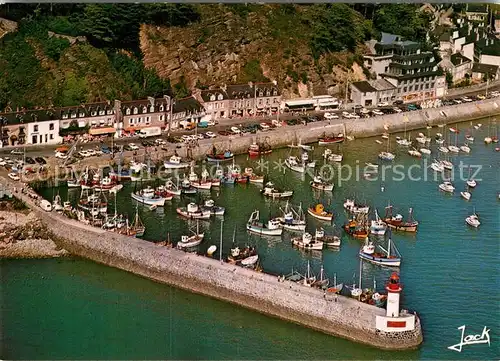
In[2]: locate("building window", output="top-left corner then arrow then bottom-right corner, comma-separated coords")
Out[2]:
403,87 -> 407,92
146,116 -> 151,124
107,110 -> 113,115
133,107 -> 138,114
62,114 -> 68,119
159,104 -> 164,112
71,112 -> 77,118
126,108 -> 131,115
142,106 -> 147,113
50,134 -> 53,140
34,125 -> 39,132
91,111 -> 97,116
79,112 -> 85,117
217,94 -> 223,101
49,123 -> 54,131
159,115 -> 164,121
150,105 -> 154,112
32,135 -> 37,144
99,110 -> 105,115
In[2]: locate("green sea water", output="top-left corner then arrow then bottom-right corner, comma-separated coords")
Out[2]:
2,120 -> 499,359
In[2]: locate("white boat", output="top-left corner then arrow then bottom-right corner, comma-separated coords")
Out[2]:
370,209 -> 387,235
441,159 -> 453,170
160,179 -> 182,196
292,232 -> 324,251
176,203 -> 211,220
149,204 -> 157,211
358,237 -> 401,267
408,148 -> 421,158
323,148 -> 343,162
274,202 -> 306,232
40,199 -> 53,212
188,168 -> 212,190
310,175 -> 334,191
365,163 -> 379,169
484,136 -> 492,144
246,210 -> 283,236
109,184 -> 123,194
465,213 -> 480,228
460,144 -> 471,153
343,198 -> 369,214
52,194 -> 63,212
430,160 -> 444,172
396,138 -> 412,146
420,148 -> 431,155
261,182 -> 293,199
177,231 -> 204,249
67,179 -> 80,188
63,201 -> 72,211
460,191 -> 471,200
415,135 -> 431,145
285,156 -> 305,173
131,186 -> 168,206
200,199 -> 225,216
241,254 -> 259,267
164,155 -> 190,169
465,135 -> 474,142
375,140 -> 383,144
474,123 -> 482,130
314,228 -> 341,247
448,145 -> 460,153
436,138 -> 445,145
467,179 -> 477,188
439,181 -> 455,193
438,146 -> 449,153
378,151 -> 395,161
302,261 -> 316,287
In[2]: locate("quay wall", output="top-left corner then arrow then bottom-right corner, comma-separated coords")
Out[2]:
3,177 -> 422,350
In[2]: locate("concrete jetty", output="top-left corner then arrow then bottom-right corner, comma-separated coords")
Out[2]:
2,177 -> 423,350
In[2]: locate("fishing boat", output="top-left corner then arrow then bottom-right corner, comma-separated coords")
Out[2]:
312,265 -> 329,289
343,198 -> 369,214
130,206 -> 145,237
67,179 -> 80,188
439,181 -> 455,193
307,204 -> 333,222
288,139 -> 312,151
292,232 -> 323,251
344,216 -> 369,240
285,156 -> 305,173
261,182 -> 293,199
465,212 -> 480,228
206,146 -> 234,162
176,203 -> 211,220
161,178 -> 182,196
379,134 -> 395,161
180,178 -> 197,195
131,186 -> 168,206
300,152 -> 316,168
318,133 -> 345,145
92,176 -> 119,192
370,209 -> 387,235
382,205 -> 418,232
310,175 -> 334,191
358,237 -> 401,267
164,154 -> 190,169
326,274 -> 343,294
302,261 -> 316,287
228,245 -> 258,265
323,148 -> 343,162
314,228 -> 341,247
274,202 -> 306,232
78,191 -> 107,213
188,168 -> 212,190
466,167 -> 477,188
177,222 -> 204,249
246,210 -> 283,236
242,168 -> 265,183
109,168 -> 132,180
248,142 -> 260,157
200,199 -> 225,216
52,194 -> 63,212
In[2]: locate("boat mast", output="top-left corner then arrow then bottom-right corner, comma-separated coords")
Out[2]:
219,218 -> 223,264
358,258 -> 362,300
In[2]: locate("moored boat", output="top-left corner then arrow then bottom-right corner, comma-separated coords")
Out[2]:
164,154 -> 190,169
439,181 -> 455,193
176,202 -> 211,220
131,186 -> 168,206
177,232 -> 204,249
318,133 -> 345,145
200,199 -> 225,216
261,182 -> 293,199
310,175 -> 334,191
307,203 -> 333,222
358,236 -> 401,267
274,202 -> 306,232
343,198 -> 369,214
343,217 -> 369,240
246,210 -> 283,236
314,228 -> 341,247
370,209 -> 387,235
382,205 -> 418,232
285,156 -> 305,173
207,147 -> 234,162
465,212 -> 480,227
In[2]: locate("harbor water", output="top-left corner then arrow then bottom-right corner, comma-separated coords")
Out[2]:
2,120 -> 499,359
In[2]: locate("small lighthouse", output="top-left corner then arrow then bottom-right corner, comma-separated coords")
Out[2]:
386,272 -> 402,318
375,272 -> 418,333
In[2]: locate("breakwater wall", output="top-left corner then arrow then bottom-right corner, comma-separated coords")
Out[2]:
2,176 -> 422,350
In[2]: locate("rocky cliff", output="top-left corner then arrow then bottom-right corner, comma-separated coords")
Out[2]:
140,5 -> 368,98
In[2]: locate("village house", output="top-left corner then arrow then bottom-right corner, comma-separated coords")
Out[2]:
350,79 -> 396,107
438,53 -> 472,83
363,32 -> 446,103
0,108 -> 61,147
464,4 -> 489,23
197,82 -> 281,120
116,96 -> 172,137
171,96 -> 205,129
57,101 -> 118,137
470,63 -> 499,81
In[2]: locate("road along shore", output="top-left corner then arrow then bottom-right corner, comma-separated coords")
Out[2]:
1,176 -> 423,350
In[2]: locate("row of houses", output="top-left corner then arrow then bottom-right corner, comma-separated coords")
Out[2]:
0,82 -> 284,147
0,95 -> 204,147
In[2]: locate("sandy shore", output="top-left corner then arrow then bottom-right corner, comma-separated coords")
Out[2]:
0,209 -> 69,259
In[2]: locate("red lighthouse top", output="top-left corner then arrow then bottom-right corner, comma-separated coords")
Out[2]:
386,272 -> 403,293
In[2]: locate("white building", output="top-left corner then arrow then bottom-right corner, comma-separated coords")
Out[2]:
27,119 -> 62,145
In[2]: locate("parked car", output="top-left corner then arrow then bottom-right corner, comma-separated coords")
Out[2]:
10,149 -> 23,155
230,126 -> 241,134
452,99 -> 462,104
489,91 -> 500,97
55,151 -> 67,159
461,96 -> 472,102
377,102 -> 389,107
25,156 -> 36,164
371,109 -> 384,116
324,112 -> 339,120
393,99 -> 404,105
128,143 -> 140,150
205,131 -> 216,138
393,107 -> 402,113
35,157 -> 46,164
259,123 -> 270,131
218,131 -> 231,136
154,139 -> 166,145
407,104 -> 418,111
101,146 -> 111,154
8,172 -> 20,181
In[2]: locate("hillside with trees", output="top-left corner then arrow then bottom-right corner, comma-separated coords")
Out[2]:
0,3 -> 432,111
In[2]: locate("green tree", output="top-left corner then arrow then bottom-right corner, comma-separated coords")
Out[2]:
173,76 -> 190,99
56,72 -> 87,106
445,71 -> 453,87
373,4 -> 431,42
